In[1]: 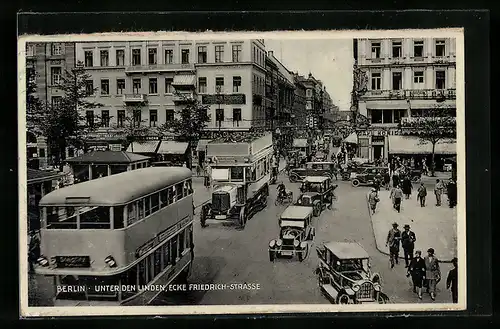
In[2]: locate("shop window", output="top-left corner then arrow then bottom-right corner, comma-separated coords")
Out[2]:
371,110 -> 383,124
382,110 -> 393,123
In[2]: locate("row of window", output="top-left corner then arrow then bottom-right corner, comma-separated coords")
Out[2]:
84,107 -> 245,128
368,108 -> 455,125
26,43 -> 64,57
44,179 -> 193,229
252,44 -> 266,68
370,39 -> 449,59
84,76 -> 246,96
370,70 -> 448,90
83,44 -> 244,67
56,224 -> 192,301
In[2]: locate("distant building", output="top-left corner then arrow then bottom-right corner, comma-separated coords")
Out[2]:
26,42 -> 76,168
353,37 -> 457,164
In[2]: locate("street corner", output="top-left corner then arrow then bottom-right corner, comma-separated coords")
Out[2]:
367,190 -> 457,262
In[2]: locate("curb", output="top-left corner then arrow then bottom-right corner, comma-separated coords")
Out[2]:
193,165 -> 287,212
365,193 -> 454,264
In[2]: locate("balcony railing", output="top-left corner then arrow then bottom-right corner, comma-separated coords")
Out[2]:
401,116 -> 456,125
172,92 -> 196,102
125,63 -> 195,74
362,89 -> 456,100
363,56 -> 455,66
123,93 -> 147,103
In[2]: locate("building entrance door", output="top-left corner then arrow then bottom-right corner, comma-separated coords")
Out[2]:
373,145 -> 384,160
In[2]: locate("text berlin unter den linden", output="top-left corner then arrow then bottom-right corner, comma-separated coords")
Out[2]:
56,283 -> 261,294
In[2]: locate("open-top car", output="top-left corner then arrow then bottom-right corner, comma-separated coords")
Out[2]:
315,241 -> 389,304
295,176 -> 337,217
289,161 -> 338,182
350,166 -> 389,187
268,206 -> 315,262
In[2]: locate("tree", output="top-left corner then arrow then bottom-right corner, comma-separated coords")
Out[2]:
117,104 -> 153,153
41,61 -> 103,169
400,104 -> 456,176
158,91 -> 210,148
26,65 -> 44,136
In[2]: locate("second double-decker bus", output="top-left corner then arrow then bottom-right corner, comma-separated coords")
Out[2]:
34,167 -> 194,306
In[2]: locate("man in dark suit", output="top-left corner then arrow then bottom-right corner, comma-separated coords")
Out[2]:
446,257 -> 458,303
401,224 -> 417,268
407,250 -> 426,299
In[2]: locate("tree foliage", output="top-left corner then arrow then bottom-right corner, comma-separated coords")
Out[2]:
158,91 -> 210,146
40,61 -> 103,166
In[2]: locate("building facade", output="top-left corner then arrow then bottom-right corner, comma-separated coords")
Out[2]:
74,39 -> 268,144
291,74 -> 307,129
354,37 -> 457,162
26,42 -> 76,168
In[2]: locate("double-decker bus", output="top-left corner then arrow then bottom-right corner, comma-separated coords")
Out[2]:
34,167 -> 194,306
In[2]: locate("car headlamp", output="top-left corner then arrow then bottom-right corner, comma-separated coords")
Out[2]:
293,240 -> 300,247
276,239 -> 283,247
352,284 -> 360,292
374,284 -> 381,292
269,240 -> 276,248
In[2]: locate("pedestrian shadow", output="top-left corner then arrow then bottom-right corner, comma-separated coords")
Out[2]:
151,256 -> 226,305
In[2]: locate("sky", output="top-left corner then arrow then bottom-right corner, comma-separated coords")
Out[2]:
265,39 -> 353,111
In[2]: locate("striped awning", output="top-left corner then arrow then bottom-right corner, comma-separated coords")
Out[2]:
126,141 -> 160,153
388,136 -> 456,155
343,132 -> 358,144
157,141 -> 189,155
196,139 -> 212,151
172,74 -> 196,86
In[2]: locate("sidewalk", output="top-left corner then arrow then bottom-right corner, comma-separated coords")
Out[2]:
368,190 -> 457,262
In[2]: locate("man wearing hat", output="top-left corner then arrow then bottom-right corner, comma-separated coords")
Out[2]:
446,257 -> 458,303
386,222 -> 401,268
424,248 -> 441,300
401,224 -> 417,268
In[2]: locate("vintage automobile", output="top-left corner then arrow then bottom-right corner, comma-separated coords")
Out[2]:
350,166 -> 389,187
315,241 -> 389,304
289,161 -> 338,182
313,151 -> 327,162
268,206 -> 315,262
295,176 -> 337,217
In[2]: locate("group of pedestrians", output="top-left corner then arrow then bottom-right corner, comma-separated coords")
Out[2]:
386,223 -> 458,302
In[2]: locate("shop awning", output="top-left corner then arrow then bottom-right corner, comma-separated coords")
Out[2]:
388,136 -> 456,155
172,74 -> 196,86
343,132 -> 358,144
196,139 -> 212,151
293,139 -> 308,148
126,141 -> 160,153
157,141 -> 189,155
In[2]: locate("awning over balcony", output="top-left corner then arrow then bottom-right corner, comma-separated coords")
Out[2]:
343,132 -> 358,144
172,74 -> 196,86
126,141 -> 160,153
157,141 -> 189,155
388,136 -> 456,155
196,139 -> 212,151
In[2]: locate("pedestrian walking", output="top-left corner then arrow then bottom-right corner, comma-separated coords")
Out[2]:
368,188 -> 380,214
386,222 -> 401,268
383,170 -> 391,190
446,257 -> 458,303
390,184 -> 404,213
407,250 -> 426,299
434,179 -> 444,206
390,160 -> 396,176
402,175 -> 413,199
424,248 -> 441,300
392,171 -> 400,188
401,224 -> 417,268
417,183 -> 427,207
447,178 -> 457,208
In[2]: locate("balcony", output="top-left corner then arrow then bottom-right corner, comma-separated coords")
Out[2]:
401,116 -> 456,126
362,89 -> 456,100
123,93 -> 147,103
172,91 -> 196,103
125,63 -> 195,74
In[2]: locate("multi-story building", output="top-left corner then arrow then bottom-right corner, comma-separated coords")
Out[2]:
299,73 -> 323,130
26,42 -> 76,168
354,38 -> 457,162
291,73 -> 307,129
75,39 -> 268,144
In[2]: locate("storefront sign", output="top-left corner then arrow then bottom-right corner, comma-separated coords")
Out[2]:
135,217 -> 191,258
202,94 -> 246,105
55,256 -> 91,268
357,129 -> 401,137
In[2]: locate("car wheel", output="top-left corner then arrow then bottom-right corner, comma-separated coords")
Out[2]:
377,292 -> 389,304
289,174 -> 298,183
298,244 -> 308,262
313,205 -> 320,217
337,293 -> 350,305
351,179 -> 360,187
269,250 -> 275,262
